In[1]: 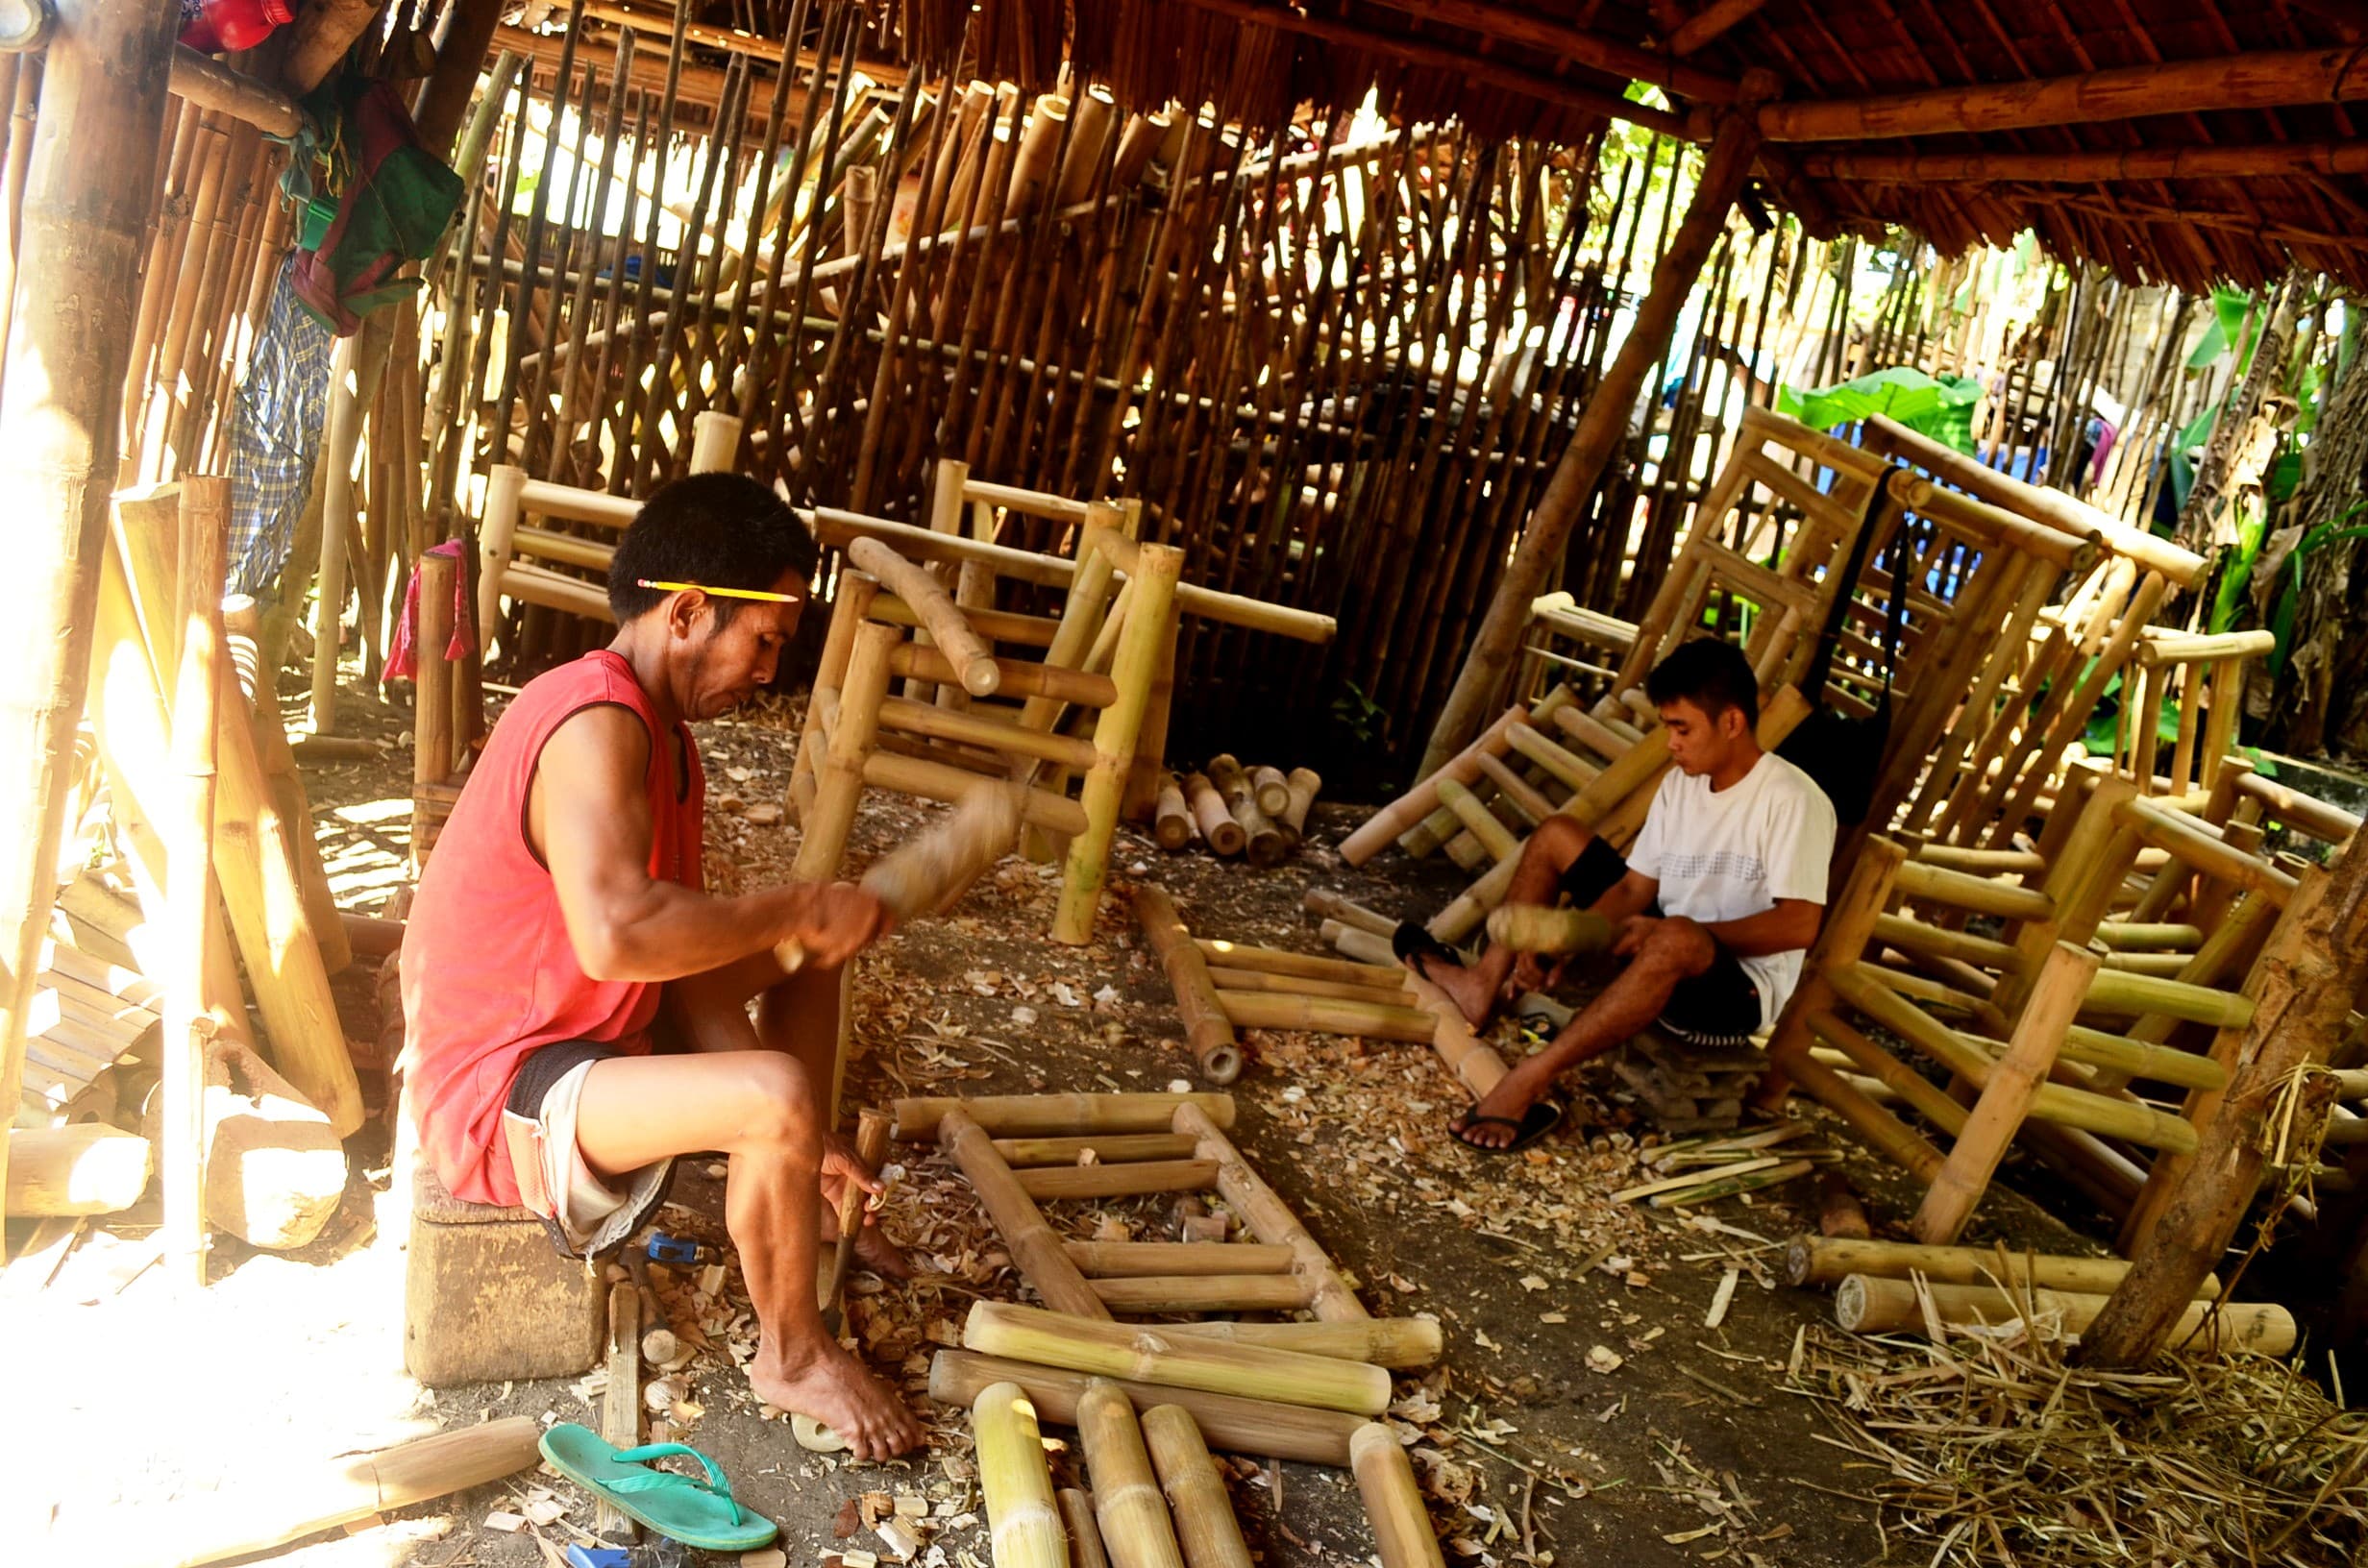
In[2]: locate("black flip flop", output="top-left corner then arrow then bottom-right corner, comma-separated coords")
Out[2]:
1447,1098 -> 1565,1155
1393,920 -> 1465,981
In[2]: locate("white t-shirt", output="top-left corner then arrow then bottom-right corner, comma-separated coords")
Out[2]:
1625,751 -> 1837,1027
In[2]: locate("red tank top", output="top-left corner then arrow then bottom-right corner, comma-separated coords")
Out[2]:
399,650 -> 705,1207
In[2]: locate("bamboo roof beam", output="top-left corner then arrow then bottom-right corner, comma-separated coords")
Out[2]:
1169,0 -> 1695,141
1799,141 -> 2368,182
1344,0 -> 1739,104
1663,0 -> 1769,56
1761,47 -> 2368,141
576,0 -> 909,85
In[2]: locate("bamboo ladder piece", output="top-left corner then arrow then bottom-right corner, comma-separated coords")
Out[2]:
938,1107 -> 1111,1317
1172,1102 -> 1368,1321
1129,885 -> 1241,1085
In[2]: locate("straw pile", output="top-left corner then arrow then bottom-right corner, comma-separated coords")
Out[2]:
1784,1316 -> 2368,1565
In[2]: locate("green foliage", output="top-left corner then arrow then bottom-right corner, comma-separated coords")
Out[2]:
1330,682 -> 1388,748
2266,503 -> 2368,677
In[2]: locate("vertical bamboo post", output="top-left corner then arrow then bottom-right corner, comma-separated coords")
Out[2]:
475,463 -> 526,662
1077,1380 -> 1188,1568
1056,543 -> 1181,944
413,551 -> 456,863
1140,1407 -> 1252,1568
794,620 -> 900,883
974,1380 -> 1069,1568
309,331 -> 364,733
0,0 -> 182,1225
165,478 -> 230,1285
1420,102 -> 1765,776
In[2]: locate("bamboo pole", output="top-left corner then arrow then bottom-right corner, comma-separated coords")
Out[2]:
929,1351 -> 1362,1465
941,1108 -> 1111,1318
1175,1101 -> 1369,1321
1063,1240 -> 1295,1276
1193,941 -> 1400,988
1787,1234 -> 2219,1298
974,1381 -> 1070,1568
1836,1274 -> 2295,1356
896,1093 -> 1235,1141
1057,544 -> 1180,943
999,1135 -> 1203,1167
1078,1381 -> 1187,1568
1062,1490 -> 1108,1568
0,0 -> 181,1224
1214,991 -> 1436,1043
1162,1318 -> 1442,1369
1141,1407 -> 1253,1568
1014,1161 -> 1220,1201
1153,774 -> 1195,850
1090,1275 -> 1316,1314
1350,1424 -> 1445,1568
962,1302 -> 1389,1415
1131,885 -> 1241,1085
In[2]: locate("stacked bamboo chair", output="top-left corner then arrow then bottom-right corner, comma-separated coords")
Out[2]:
1760,767 -> 2311,1247
2108,629 -> 2272,803
789,507 -> 1179,944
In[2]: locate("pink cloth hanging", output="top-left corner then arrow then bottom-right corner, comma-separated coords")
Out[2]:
383,540 -> 477,683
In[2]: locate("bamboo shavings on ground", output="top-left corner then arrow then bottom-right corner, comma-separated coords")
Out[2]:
1785,1320 -> 2368,1566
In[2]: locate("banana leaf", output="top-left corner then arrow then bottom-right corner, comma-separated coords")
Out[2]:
1777,367 -> 1985,453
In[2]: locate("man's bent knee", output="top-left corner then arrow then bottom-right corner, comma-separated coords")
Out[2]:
1527,815 -> 1592,871
736,1053 -> 821,1147
1640,919 -> 1717,973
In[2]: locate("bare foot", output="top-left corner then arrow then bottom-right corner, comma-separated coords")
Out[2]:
818,1207 -> 915,1280
1419,954 -> 1498,1030
752,1338 -> 923,1460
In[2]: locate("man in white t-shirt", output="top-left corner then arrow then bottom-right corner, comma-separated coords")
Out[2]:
1406,639 -> 1837,1152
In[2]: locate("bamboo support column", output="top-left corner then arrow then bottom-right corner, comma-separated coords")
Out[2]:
0,0 -> 181,1223
1056,543 -> 1181,943
1420,102 -> 1765,776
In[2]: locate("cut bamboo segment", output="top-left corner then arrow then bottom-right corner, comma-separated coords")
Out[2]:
1281,768 -> 1322,838
1322,920 -> 1404,968
1000,1135 -> 1202,1167
941,1109 -> 1111,1318
1132,885 -> 1241,1085
851,536 -> 1000,697
1249,766 -> 1292,818
1434,778 -> 1518,864
974,1381 -> 1069,1568
1485,905 -> 1614,954
1090,1274 -> 1317,1314
1472,750 -> 1554,824
1062,1489 -> 1110,1568
1182,772 -> 1245,856
1351,1423 -> 1446,1568
1065,1241 -> 1295,1276
1014,1160 -> 1220,1200
1202,966 -> 1414,1006
1787,1235 -> 2219,1298
1163,1317 -> 1443,1369
962,1302 -> 1390,1414
1078,1382 -> 1186,1568
928,1350 -> 1362,1464
1214,990 -> 1435,1043
1142,1407 -> 1253,1568
5,1124 -> 153,1215
1174,1102 -> 1369,1322
1833,1274 -> 2294,1356
1893,859 -> 2056,921
1301,891 -> 1394,938
896,1093 -> 1235,1141
1398,965 -> 1512,1099
1192,940 -> 1399,987
1153,774 -> 1195,850
1207,753 -> 1288,867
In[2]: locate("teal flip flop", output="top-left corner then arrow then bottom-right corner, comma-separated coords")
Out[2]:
539,1424 -> 779,1552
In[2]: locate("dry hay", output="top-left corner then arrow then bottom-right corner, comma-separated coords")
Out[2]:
1783,1312 -> 2368,1566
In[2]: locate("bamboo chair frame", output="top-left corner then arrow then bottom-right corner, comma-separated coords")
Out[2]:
2109,629 -> 2271,801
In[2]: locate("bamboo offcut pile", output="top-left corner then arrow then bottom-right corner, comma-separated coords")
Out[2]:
1159,763 -> 1320,866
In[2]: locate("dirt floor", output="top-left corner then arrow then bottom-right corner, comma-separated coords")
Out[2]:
16,676 -> 2129,1568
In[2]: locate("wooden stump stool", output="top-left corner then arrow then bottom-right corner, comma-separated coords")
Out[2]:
404,1154 -> 604,1386
1613,1027 -> 1766,1135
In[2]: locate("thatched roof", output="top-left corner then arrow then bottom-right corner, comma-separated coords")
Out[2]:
903,0 -> 2368,292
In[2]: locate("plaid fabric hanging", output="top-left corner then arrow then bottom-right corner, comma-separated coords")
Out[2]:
225,251 -> 335,599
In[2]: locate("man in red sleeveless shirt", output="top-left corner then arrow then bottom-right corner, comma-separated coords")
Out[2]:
401,475 -> 920,1457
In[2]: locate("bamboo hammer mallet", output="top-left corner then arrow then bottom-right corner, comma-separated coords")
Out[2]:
774,781 -> 1024,971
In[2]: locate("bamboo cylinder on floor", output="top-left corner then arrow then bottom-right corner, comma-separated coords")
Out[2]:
1078,1381 -> 1188,1568
1249,766 -> 1292,818
1351,1424 -> 1446,1568
1132,885 -> 1241,1084
928,1351 -> 1362,1464
1141,1407 -> 1253,1568
1181,772 -> 1244,856
1282,768 -> 1321,838
1153,774 -> 1194,850
1301,890 -> 1392,937
1323,920 -> 1401,968
1090,1274 -> 1316,1314
1214,990 -> 1435,1043
1192,941 -> 1397,987
1064,1241 -> 1295,1276
1206,753 -> 1288,868
941,1109 -> 1111,1318
961,1302 -> 1390,1414
1834,1274 -> 2293,1354
974,1381 -> 1069,1568
896,1092 -> 1235,1140
1164,1317 -> 1443,1370
1788,1235 -> 2219,1298
1485,904 -> 1614,954
1201,966 -> 1414,1006
4,1124 -> 154,1215
1062,1490 -> 1110,1568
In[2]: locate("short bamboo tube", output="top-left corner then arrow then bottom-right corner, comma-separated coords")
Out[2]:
1142,1407 -> 1253,1568
1182,772 -> 1244,856
974,1381 -> 1070,1568
1281,768 -> 1321,838
1206,753 -> 1288,867
1014,1160 -> 1220,1200
1065,1241 -> 1294,1276
1078,1382 -> 1188,1568
1485,905 -> 1614,954
1351,1424 -> 1446,1568
1214,991 -> 1435,1043
1153,773 -> 1195,850
1249,766 -> 1292,818
1132,885 -> 1242,1084
1163,1317 -> 1443,1370
1202,966 -> 1414,1006
1434,778 -> 1518,864
941,1110 -> 1111,1317
895,1093 -> 1235,1141
961,1302 -> 1389,1415
1834,1274 -> 2295,1356
999,1134 -> 1201,1166
1090,1275 -> 1317,1314
1787,1234 -> 2220,1299
1175,1102 -> 1370,1322
928,1351 -> 1363,1464
1191,940 -> 1397,988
